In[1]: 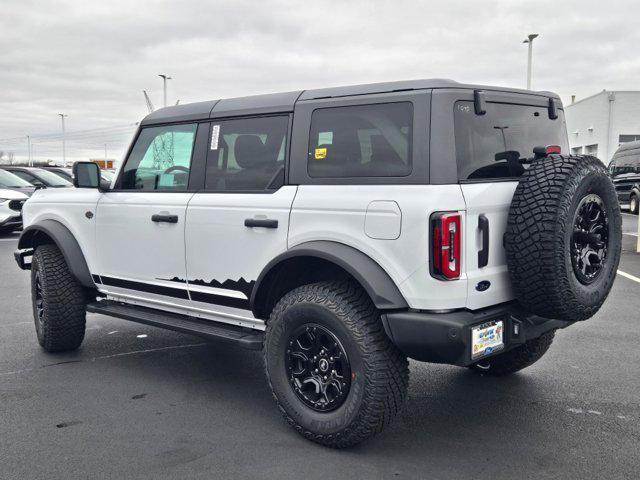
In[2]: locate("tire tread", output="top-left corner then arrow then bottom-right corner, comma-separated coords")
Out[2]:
264,279 -> 409,448
32,244 -> 86,352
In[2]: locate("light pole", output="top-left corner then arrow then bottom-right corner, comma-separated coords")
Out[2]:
26,135 -> 31,166
523,34 -> 539,90
158,74 -> 172,107
58,113 -> 67,165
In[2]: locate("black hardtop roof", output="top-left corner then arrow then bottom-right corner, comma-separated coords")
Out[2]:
140,78 -> 560,126
614,140 -> 640,154
612,140 -> 640,162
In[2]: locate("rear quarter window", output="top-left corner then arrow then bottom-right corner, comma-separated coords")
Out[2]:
307,102 -> 413,178
454,101 -> 568,181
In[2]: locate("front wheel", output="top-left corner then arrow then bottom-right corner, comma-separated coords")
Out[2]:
630,194 -> 639,214
264,280 -> 409,448
31,244 -> 87,352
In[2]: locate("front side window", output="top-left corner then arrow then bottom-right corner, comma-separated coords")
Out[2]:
119,123 -> 197,191
205,116 -> 288,191
308,102 -> 413,178
454,101 -> 568,180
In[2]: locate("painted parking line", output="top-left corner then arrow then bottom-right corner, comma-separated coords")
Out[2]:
0,238 -> 18,242
0,342 -> 207,377
618,270 -> 640,284
623,232 -> 639,237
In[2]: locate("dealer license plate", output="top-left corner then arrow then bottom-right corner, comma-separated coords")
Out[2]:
471,320 -> 504,360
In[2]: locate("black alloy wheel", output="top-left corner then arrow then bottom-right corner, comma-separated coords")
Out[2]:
285,323 -> 351,412
34,271 -> 45,335
571,193 -> 609,285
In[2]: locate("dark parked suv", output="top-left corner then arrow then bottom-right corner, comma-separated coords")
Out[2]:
609,140 -> 640,214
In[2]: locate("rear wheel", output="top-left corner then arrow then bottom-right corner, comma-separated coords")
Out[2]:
264,280 -> 409,448
469,331 -> 555,376
31,244 -> 87,352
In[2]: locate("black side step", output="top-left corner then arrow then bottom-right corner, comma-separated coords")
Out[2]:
86,300 -> 263,350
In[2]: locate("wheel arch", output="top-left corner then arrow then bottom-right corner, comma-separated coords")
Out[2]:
250,240 -> 408,319
18,219 -> 95,289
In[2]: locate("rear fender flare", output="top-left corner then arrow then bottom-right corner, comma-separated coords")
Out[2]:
250,240 -> 408,316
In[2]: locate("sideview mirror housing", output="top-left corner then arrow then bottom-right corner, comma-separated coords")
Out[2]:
73,162 -> 101,189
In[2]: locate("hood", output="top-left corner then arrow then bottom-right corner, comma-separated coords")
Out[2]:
0,188 -> 29,200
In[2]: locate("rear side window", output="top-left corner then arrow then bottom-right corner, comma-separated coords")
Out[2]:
120,124 -> 197,191
205,116 -> 288,191
308,102 -> 412,178
454,101 -> 567,180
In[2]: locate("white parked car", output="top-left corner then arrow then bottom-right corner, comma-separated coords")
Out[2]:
14,79 -> 622,447
0,188 -> 28,233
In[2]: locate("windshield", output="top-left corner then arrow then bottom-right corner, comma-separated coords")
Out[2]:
47,168 -> 73,181
0,169 -> 34,188
32,168 -> 73,186
454,101 -> 568,180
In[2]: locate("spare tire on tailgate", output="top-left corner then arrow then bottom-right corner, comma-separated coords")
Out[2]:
505,155 -> 622,322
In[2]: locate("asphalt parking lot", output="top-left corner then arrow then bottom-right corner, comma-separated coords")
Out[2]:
1,215 -> 639,480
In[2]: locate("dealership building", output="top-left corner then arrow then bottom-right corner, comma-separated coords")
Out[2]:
564,90 -> 640,165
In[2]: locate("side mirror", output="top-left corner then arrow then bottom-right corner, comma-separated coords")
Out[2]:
73,162 -> 101,189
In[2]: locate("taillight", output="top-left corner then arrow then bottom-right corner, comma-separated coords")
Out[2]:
430,212 -> 461,280
545,145 -> 561,154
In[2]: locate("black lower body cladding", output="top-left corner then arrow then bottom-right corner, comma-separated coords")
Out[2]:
505,155 -> 622,322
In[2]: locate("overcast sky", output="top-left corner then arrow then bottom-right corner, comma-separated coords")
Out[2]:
1,0 -> 639,163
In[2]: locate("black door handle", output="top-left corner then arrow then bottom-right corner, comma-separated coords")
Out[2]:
478,214 -> 489,268
151,214 -> 179,224
244,218 -> 278,229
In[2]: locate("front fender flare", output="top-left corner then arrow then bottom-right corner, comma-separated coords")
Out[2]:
250,240 -> 408,315
18,219 -> 95,288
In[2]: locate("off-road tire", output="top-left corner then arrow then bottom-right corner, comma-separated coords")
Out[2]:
264,280 -> 409,448
630,193 -> 639,214
505,155 -> 622,322
31,244 -> 86,352
469,331 -> 555,376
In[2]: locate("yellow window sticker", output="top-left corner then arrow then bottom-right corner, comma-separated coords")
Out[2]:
314,147 -> 327,160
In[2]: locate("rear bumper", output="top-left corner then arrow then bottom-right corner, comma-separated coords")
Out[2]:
381,303 -> 571,367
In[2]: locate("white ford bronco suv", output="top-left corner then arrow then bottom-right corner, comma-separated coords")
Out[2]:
14,79 -> 622,448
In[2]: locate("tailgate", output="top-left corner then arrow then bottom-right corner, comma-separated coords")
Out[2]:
461,182 -> 518,310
